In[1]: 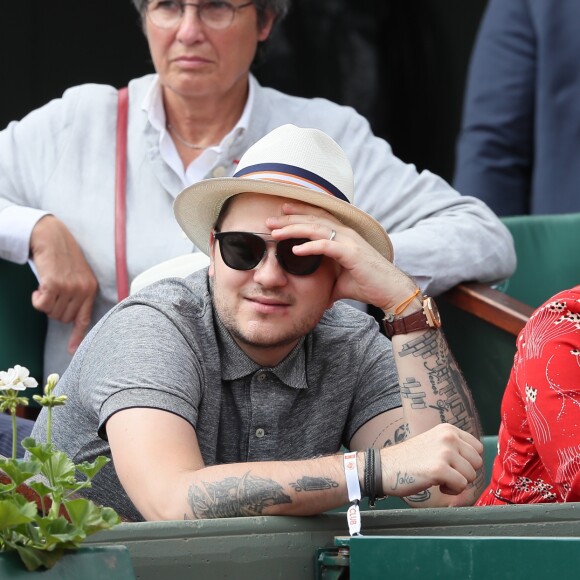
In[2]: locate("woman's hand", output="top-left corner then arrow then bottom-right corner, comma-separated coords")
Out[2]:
30,215 -> 98,353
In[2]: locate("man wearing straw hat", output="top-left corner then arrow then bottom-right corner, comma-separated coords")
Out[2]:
32,125 -> 484,523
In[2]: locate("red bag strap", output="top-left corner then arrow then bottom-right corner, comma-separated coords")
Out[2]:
115,87 -> 129,301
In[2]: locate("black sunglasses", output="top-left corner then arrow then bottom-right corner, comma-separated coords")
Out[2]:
214,231 -> 322,276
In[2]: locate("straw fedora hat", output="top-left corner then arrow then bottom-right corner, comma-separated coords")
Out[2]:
173,124 -> 393,261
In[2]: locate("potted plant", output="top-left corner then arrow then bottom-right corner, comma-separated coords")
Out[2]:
0,365 -> 132,576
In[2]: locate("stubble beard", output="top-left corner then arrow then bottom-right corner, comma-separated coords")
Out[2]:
218,302 -> 321,351
212,285 -> 325,352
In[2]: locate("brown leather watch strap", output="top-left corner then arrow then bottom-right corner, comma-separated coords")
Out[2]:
383,309 -> 429,339
382,296 -> 441,339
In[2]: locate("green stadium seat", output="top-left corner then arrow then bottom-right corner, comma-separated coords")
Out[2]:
0,259 -> 46,411
441,212 -> 580,435
501,212 -> 580,308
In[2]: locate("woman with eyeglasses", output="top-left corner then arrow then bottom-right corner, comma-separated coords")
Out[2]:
0,0 -> 514,384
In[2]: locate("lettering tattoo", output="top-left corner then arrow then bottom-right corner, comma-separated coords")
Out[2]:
429,399 -> 449,424
399,331 -> 476,429
187,472 -> 291,519
290,476 -> 339,492
390,471 -> 416,491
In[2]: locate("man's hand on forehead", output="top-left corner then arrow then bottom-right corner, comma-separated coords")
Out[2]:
265,202 -> 418,313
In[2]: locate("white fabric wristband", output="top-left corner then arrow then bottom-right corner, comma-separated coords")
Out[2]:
343,451 -> 362,536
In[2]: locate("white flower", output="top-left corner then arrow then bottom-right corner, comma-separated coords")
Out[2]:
47,373 -> 60,388
0,365 -> 38,391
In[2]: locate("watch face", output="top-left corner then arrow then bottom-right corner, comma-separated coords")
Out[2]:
425,297 -> 441,327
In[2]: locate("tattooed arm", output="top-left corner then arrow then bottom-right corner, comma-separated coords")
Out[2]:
350,323 -> 485,507
106,407 -> 348,520
392,321 -> 484,507
106,406 -> 482,520
298,212 -> 486,507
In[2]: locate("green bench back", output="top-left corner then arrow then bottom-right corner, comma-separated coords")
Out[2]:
0,259 -> 46,383
87,502 -> 580,580
442,212 -> 580,435
345,535 -> 580,580
501,212 -> 580,307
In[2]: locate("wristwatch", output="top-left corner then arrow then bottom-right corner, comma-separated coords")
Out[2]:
382,296 -> 442,339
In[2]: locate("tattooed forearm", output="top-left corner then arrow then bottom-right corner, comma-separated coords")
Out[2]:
290,476 -> 339,492
399,330 -> 477,431
187,472 -> 291,519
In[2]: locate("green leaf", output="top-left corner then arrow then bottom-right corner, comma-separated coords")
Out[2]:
12,520 -> 41,544
41,451 -> 76,486
65,499 -> 121,535
0,498 -> 37,530
36,515 -> 84,545
0,483 -> 16,494
27,480 -> 54,500
33,516 -> 87,551
64,480 -> 93,498
14,544 -> 67,572
75,455 -> 111,480
99,506 -> 122,528
0,459 -> 42,487
21,438 -> 56,463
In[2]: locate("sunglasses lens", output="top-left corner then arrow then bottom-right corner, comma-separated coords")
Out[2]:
277,238 -> 322,275
219,232 -> 265,270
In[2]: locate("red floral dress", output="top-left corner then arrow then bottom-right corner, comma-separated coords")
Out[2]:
477,286 -> 580,505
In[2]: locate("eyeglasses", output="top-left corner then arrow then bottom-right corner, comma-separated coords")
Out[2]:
214,231 -> 323,276
147,0 -> 254,30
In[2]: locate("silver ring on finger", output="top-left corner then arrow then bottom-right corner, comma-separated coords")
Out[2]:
328,229 -> 336,242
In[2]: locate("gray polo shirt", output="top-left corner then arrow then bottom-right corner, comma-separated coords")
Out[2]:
31,268 -> 400,521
